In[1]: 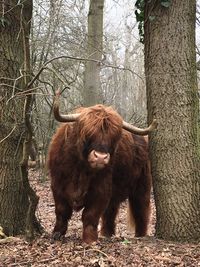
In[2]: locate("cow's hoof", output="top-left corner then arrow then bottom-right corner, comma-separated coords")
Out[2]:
50,232 -> 65,243
83,235 -> 98,245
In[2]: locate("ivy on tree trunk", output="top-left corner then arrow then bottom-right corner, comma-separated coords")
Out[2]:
144,0 -> 200,242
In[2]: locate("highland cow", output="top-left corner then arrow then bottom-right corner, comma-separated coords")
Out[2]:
48,93 -> 157,244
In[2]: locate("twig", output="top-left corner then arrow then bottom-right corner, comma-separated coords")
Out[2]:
0,125 -> 17,144
9,257 -> 58,267
4,54 -> 143,104
44,66 -> 71,89
26,54 -> 143,91
84,248 -> 109,258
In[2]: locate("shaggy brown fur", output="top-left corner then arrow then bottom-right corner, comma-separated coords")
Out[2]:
48,104 -> 152,244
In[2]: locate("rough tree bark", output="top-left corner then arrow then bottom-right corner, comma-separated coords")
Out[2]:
83,0 -> 104,106
0,0 -> 41,240
144,0 -> 200,241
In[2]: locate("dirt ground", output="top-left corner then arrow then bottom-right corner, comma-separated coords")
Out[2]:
0,169 -> 200,267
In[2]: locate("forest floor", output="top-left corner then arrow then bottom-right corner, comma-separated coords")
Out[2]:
0,169 -> 200,267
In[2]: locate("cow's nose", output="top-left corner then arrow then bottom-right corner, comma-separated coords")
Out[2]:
88,150 -> 111,168
94,151 -> 107,160
93,151 -> 110,164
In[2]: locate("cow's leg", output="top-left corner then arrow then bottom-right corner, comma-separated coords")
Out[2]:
101,200 -> 120,237
82,192 -> 111,243
128,194 -> 150,236
81,173 -> 112,244
51,197 -> 72,241
128,168 -> 151,236
82,207 -> 100,244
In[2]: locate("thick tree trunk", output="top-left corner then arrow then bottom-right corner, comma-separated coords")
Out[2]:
144,0 -> 200,241
0,0 -> 41,239
83,0 -> 104,106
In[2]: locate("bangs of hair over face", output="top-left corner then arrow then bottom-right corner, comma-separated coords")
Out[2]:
77,105 -> 123,143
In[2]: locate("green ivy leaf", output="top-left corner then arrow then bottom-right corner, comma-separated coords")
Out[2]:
161,0 -> 171,8
149,15 -> 156,21
135,10 -> 144,21
135,0 -> 144,9
135,0 -> 171,43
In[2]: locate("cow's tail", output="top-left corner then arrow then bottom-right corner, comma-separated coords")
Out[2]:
127,201 -> 135,232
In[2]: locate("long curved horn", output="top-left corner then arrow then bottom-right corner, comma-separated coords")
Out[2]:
122,119 -> 158,135
53,91 -> 80,122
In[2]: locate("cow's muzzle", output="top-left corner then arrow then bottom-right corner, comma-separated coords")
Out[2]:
88,150 -> 110,169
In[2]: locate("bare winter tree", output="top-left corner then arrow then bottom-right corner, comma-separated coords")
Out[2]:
103,1 -> 146,125
30,0 -> 88,165
83,0 -> 104,106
